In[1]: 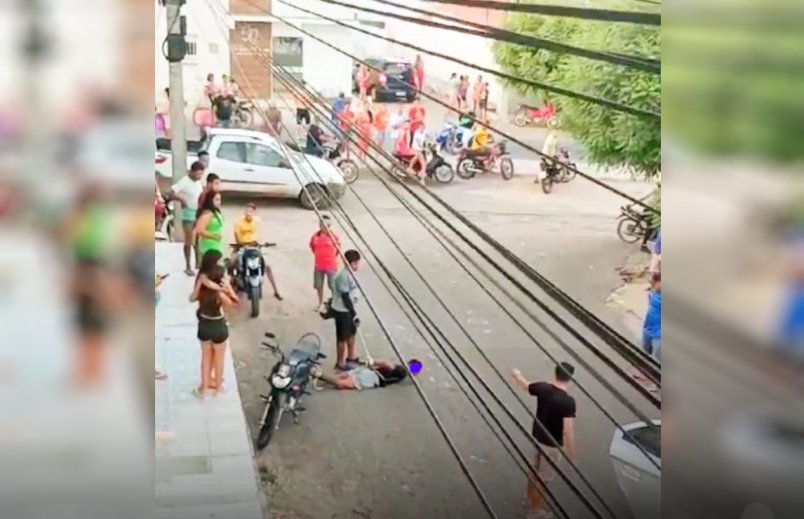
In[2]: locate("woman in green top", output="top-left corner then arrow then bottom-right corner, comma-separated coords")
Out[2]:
194,192 -> 224,258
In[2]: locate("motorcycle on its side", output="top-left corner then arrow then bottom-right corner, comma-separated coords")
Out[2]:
456,140 -> 514,181
228,242 -> 276,318
538,147 -> 577,194
255,332 -> 326,450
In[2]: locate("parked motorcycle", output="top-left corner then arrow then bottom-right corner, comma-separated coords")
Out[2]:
256,332 -> 326,450
538,147 -> 577,194
392,141 -> 455,184
456,140 -> 514,180
513,103 -> 557,128
616,205 -> 653,244
324,139 -> 359,184
228,242 -> 276,318
233,100 -> 254,128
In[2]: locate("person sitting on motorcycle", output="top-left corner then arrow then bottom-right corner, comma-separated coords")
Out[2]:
537,129 -> 560,183
407,123 -> 427,185
469,122 -> 492,156
305,116 -> 330,158
231,203 -> 283,301
458,111 -> 475,129
316,358 -> 408,391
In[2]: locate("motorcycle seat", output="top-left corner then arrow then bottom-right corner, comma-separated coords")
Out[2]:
463,148 -> 489,158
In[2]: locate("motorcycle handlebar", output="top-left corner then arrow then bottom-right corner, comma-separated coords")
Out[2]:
230,242 -> 277,249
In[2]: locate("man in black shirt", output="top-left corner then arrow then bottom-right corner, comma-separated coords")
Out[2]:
512,362 -> 577,518
305,117 -> 329,158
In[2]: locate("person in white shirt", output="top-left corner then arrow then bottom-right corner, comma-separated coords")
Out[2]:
538,130 -> 560,182
169,161 -> 206,275
389,108 -> 407,145
408,123 -> 427,185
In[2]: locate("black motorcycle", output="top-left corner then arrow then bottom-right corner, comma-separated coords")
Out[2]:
616,205 -> 652,244
324,140 -> 359,184
391,141 -> 455,184
228,242 -> 276,318
256,332 -> 325,450
538,148 -> 576,194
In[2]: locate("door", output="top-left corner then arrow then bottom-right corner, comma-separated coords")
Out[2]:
609,420 -> 661,519
243,142 -> 298,197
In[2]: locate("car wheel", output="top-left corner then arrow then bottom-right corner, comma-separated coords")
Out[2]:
299,183 -> 328,211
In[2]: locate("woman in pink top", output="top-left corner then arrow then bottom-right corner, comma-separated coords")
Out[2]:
357,65 -> 370,103
310,216 -> 340,311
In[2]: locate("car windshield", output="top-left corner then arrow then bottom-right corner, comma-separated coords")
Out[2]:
384,63 -> 411,76
625,424 -> 661,459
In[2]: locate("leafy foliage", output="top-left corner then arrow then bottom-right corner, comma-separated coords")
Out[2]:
493,14 -> 661,178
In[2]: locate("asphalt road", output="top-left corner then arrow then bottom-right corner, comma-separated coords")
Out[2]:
196,171 -> 658,519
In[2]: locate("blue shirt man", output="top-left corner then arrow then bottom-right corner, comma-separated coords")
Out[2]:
331,94 -> 346,124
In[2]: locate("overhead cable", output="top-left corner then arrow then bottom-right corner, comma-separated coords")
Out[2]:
412,0 -> 661,26
267,62 -> 620,519
264,0 -> 662,213
206,10 -> 499,518
368,0 -> 661,67
267,54 -> 663,459
304,0 -> 660,75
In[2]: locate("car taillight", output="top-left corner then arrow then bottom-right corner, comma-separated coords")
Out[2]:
155,155 -> 167,164
378,74 -> 387,84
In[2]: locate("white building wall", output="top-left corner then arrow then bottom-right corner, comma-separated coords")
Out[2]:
154,0 -> 232,107
375,0 -> 509,114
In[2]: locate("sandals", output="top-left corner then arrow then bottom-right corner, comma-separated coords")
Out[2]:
192,387 -> 206,399
274,293 -> 284,301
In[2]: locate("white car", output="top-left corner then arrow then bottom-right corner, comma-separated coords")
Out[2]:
609,419 -> 661,519
155,128 -> 346,210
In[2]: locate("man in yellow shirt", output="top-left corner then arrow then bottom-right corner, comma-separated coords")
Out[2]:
469,122 -> 491,153
231,203 -> 284,300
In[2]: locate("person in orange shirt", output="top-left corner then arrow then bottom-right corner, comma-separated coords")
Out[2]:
357,65 -> 370,102
414,55 -> 425,93
339,100 -> 355,135
408,101 -> 426,145
373,103 -> 389,150
355,107 -> 373,160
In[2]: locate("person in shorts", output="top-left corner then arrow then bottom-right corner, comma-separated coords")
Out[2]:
512,362 -> 577,519
317,359 -> 408,390
326,249 -> 361,370
309,215 -> 340,311
169,160 -> 205,275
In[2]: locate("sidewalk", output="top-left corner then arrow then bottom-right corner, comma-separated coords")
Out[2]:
155,243 -> 265,519
606,250 -> 654,341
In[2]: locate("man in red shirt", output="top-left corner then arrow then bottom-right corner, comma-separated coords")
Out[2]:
309,215 -> 340,311
408,100 -> 426,139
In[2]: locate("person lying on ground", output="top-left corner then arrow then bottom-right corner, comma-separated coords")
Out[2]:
316,359 -> 408,390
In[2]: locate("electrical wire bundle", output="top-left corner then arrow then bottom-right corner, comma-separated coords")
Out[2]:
200,1 -> 667,516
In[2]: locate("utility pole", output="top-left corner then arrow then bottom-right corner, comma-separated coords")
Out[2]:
164,0 -> 188,182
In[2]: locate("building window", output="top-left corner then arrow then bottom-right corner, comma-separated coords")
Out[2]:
272,37 -> 303,94
185,41 -> 197,56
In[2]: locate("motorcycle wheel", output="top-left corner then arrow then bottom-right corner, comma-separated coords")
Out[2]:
255,393 -> 285,450
561,163 -> 577,183
616,217 -> 645,244
249,285 -> 261,318
434,164 -> 455,184
499,157 -> 515,180
237,108 -> 253,128
513,110 -> 528,128
338,159 -> 359,184
456,159 -> 475,179
541,177 -> 553,194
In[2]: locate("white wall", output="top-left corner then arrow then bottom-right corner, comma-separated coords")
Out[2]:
271,19 -> 388,100
374,0 -> 508,113
154,0 -> 232,107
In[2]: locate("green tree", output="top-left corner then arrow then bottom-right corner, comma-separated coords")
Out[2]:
493,15 -> 661,178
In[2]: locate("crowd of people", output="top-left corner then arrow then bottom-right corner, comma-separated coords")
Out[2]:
154,73 -> 241,138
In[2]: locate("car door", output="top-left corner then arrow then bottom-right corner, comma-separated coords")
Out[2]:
208,138 -> 249,190
242,141 -> 299,198
609,420 -> 661,519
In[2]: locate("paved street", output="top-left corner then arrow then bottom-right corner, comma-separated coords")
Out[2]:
196,172 -> 658,519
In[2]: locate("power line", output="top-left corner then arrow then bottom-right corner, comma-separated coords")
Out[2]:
204,6 -> 500,517
415,0 -> 661,26
266,62 -> 617,519
260,0 -> 661,215
265,53 -> 662,465
368,0 -> 660,67
305,0 -> 660,75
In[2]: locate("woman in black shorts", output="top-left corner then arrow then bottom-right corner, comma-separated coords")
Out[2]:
191,260 -> 238,397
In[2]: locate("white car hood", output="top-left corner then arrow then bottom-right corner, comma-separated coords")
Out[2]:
289,152 -> 344,185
